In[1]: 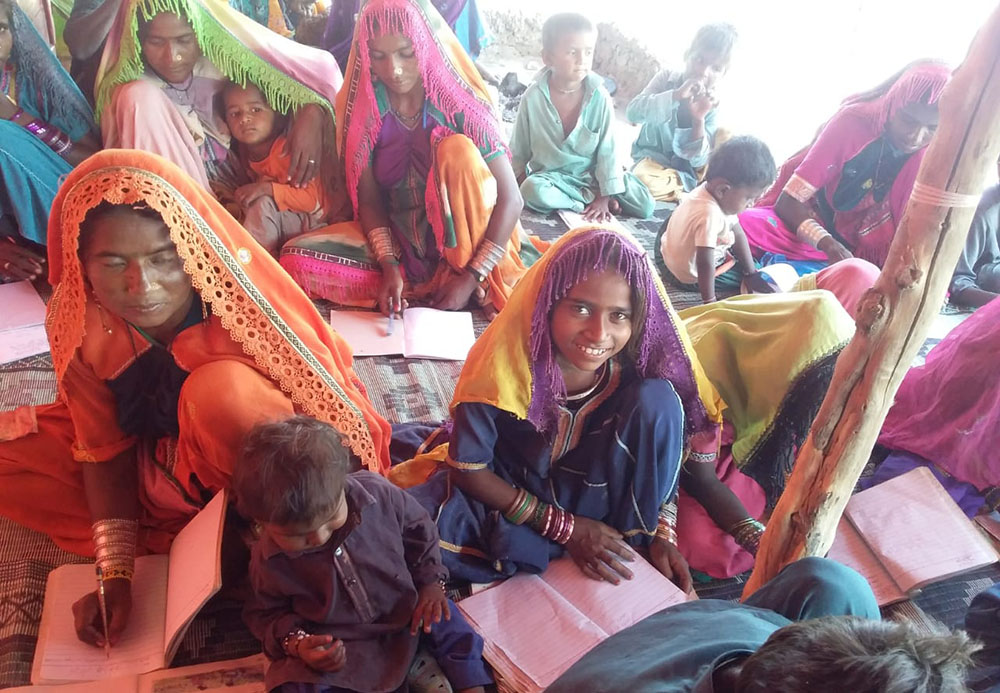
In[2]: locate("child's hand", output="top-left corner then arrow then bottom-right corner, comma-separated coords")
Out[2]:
234,182 -> 273,208
582,196 -> 614,223
295,634 -> 347,672
410,582 -> 450,634
688,91 -> 718,122
675,78 -> 706,101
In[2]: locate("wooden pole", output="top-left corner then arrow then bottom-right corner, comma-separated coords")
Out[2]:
742,7 -> 1000,599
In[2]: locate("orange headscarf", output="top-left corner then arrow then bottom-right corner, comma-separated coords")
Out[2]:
45,149 -> 391,472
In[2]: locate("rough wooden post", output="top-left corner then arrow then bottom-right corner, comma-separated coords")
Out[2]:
742,7 -> 1000,598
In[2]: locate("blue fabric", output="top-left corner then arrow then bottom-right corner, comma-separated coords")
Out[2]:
0,122 -> 72,244
448,0 -> 491,59
757,252 -> 828,276
966,585 -> 1000,692
547,558 -> 880,693
407,374 -> 686,583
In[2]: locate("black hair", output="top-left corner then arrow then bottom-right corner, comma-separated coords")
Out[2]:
233,416 -> 350,526
78,201 -> 169,260
541,13 -> 595,52
685,23 -> 738,65
705,135 -> 777,190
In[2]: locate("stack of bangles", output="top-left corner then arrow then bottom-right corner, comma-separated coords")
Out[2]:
729,517 -> 766,556
11,108 -> 73,156
368,226 -> 398,266
93,518 -> 138,581
504,488 -> 575,544
467,238 -> 505,282
796,218 -> 831,248
655,501 -> 678,546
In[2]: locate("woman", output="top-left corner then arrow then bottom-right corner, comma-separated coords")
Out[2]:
676,290 -> 856,577
281,0 -> 542,313
739,61 -> 950,269
96,0 -> 345,212
878,299 -> 1000,497
0,0 -> 99,282
322,0 -> 491,73
0,149 -> 391,645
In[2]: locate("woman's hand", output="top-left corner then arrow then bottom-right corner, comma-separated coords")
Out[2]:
72,578 -> 132,647
648,537 -> 693,593
377,264 -> 406,316
817,236 -> 854,264
565,516 -> 635,585
295,635 -> 347,672
0,241 -> 45,281
432,270 -> 479,311
410,582 -> 450,634
284,103 -> 325,188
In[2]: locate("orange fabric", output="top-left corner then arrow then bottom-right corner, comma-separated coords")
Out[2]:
249,135 -> 331,220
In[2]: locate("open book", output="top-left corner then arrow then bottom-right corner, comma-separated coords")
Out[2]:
827,467 -> 998,606
0,280 -> 48,364
14,653 -> 265,693
31,491 -> 228,684
329,308 -> 476,360
457,555 -> 694,693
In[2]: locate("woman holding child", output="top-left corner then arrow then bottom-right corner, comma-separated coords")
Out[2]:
739,61 -> 951,268
280,0 -> 545,312
96,0 -> 345,219
0,0 -> 100,282
0,150 -> 391,646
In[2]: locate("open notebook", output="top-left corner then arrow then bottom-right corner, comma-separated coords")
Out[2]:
14,654 -> 265,693
31,491 -> 228,684
329,308 -> 476,360
457,555 -> 694,693
0,280 -> 48,364
827,467 -> 998,606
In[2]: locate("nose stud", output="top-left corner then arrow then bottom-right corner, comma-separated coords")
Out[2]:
173,54 -> 183,62
393,66 -> 403,77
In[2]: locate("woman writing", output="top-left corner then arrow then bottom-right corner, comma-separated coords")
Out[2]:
0,150 -> 390,646
281,0 -> 544,313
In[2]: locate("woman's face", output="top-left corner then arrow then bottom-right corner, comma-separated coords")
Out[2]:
550,270 -> 634,392
368,33 -> 420,97
886,101 -> 939,155
81,207 -> 195,340
140,12 -> 200,84
0,9 -> 13,68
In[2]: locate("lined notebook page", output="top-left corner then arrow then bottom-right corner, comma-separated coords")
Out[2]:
540,556 -> 689,636
827,518 -> 907,606
846,467 -> 998,593
164,491 -> 227,661
458,572 -> 606,691
35,556 -> 168,683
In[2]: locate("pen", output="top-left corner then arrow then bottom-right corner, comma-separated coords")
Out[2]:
96,565 -> 111,659
386,299 -> 396,336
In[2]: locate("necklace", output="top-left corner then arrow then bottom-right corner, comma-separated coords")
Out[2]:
551,83 -> 582,95
566,362 -> 607,402
392,107 -> 421,123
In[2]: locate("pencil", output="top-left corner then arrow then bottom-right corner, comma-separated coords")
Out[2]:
95,565 -> 111,659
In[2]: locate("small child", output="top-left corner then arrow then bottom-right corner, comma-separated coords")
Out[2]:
660,135 -> 776,303
235,416 -> 491,693
222,81 -> 331,256
510,12 -> 654,221
628,23 -> 738,203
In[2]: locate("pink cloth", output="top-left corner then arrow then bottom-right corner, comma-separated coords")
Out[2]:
813,258 -> 881,318
878,298 -> 1000,491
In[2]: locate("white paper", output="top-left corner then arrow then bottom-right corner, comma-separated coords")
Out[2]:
329,310 -> 405,357
330,308 -> 475,360
0,323 -> 48,364
138,654 -> 267,693
0,280 -> 46,331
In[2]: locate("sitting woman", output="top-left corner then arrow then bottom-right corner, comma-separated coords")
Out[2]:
739,61 -> 950,269
95,0 -> 346,213
398,227 -> 769,591
0,150 -> 391,646
0,0 -> 99,282
281,0 -> 544,313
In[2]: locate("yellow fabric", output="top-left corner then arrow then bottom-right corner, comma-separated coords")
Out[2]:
450,226 -> 722,428
633,157 -> 687,204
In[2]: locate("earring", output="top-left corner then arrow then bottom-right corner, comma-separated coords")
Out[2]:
201,301 -> 208,321
94,300 -> 114,335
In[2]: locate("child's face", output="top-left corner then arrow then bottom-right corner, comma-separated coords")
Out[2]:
550,270 -> 633,390
368,33 -> 421,97
714,181 -> 768,216
261,492 -> 349,555
224,84 -> 278,147
543,30 -> 597,85
684,48 -> 728,90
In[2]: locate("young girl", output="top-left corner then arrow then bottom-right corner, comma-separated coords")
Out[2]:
403,226 -> 762,589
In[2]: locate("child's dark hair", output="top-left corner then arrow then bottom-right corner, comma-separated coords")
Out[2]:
233,415 -> 349,526
542,13 -> 595,52
706,135 -> 777,190
78,201 -> 168,259
685,23 -> 738,65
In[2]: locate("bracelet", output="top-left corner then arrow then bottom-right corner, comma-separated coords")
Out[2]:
8,106 -> 24,123
467,238 -> 505,282
367,226 -> 398,265
729,518 -> 766,555
282,628 -> 309,657
655,500 -> 678,545
796,218 -> 831,248
505,489 -> 575,544
92,518 -> 138,582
